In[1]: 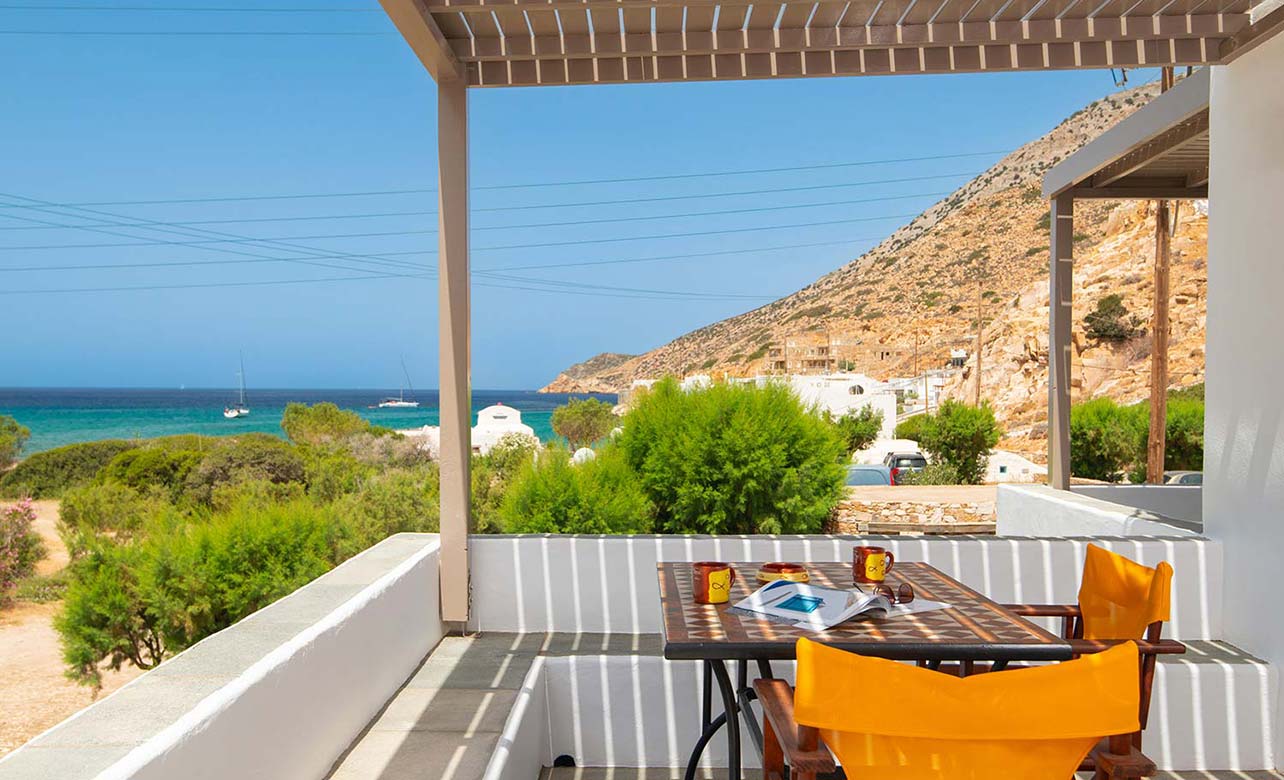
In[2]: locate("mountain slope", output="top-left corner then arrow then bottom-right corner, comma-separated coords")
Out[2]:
541,81 -> 1207,456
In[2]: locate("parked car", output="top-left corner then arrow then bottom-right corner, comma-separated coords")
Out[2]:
882,452 -> 929,485
1164,470 -> 1203,485
845,464 -> 894,487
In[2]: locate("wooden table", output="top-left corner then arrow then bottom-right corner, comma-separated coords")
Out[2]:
657,561 -> 1073,780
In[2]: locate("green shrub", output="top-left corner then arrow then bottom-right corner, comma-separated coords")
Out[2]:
2,498 -> 46,605
183,435 -> 306,504
897,463 -> 961,485
618,378 -> 845,534
0,415 -> 30,470
1069,397 -> 1144,482
99,447 -> 203,500
281,402 -> 375,445
58,482 -> 153,559
894,414 -> 930,443
0,440 -> 138,499
472,434 -> 536,534
551,398 -> 618,450
916,401 -> 1002,485
56,542 -> 164,687
832,407 -> 884,456
499,443 -> 652,534
209,478 -> 308,514
1084,294 -> 1141,342
302,448 -> 374,503
334,466 -> 440,558
1124,397 -> 1204,482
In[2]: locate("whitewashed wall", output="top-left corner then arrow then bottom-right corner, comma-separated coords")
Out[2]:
1207,29 -> 1284,767
998,484 -> 1200,536
1071,485 -> 1203,527
468,534 -> 1222,639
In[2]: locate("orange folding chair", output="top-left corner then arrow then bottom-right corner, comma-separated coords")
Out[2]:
1004,543 -> 1185,757
755,638 -> 1151,780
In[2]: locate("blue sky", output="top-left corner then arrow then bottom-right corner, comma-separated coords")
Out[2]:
0,4 -> 1154,390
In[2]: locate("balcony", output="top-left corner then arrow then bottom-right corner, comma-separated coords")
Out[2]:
2,514 -> 1278,780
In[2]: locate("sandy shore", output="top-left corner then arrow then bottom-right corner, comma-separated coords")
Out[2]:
0,499 -> 143,756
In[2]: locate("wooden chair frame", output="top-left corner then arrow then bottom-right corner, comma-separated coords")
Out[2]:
754,675 -> 1159,780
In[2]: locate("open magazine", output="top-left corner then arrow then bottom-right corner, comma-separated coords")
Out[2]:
729,580 -> 950,631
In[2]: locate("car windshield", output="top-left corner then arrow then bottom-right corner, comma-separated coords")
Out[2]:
893,456 -> 927,467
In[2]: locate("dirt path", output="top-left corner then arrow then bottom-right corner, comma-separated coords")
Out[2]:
0,499 -> 143,757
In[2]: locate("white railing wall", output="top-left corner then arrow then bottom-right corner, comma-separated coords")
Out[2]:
998,484 -> 1200,536
468,534 -> 1221,640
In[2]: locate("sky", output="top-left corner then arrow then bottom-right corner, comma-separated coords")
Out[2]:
0,3 -> 1158,391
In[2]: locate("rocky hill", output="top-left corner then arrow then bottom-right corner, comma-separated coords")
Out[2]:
540,80 -> 1207,457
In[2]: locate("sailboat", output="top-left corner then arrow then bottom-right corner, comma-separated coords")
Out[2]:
223,354 -> 251,419
376,357 -> 420,408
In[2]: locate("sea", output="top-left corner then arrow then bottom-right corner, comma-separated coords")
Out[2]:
0,388 -> 618,455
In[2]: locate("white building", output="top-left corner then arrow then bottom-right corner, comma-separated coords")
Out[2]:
471,403 -> 538,454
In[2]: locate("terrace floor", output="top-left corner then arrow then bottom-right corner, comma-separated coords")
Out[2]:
326,632 -> 1281,780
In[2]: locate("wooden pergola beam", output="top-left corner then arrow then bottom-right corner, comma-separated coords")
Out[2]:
380,0 -> 467,82
449,16 -> 1243,62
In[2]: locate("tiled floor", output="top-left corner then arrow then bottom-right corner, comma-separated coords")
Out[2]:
324,633 -> 662,780
540,770 -> 1284,780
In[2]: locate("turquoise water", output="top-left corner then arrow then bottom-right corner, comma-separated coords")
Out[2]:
0,388 -> 617,455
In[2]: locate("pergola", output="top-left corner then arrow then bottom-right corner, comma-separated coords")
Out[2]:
1042,65 -> 1210,489
377,0 -> 1284,622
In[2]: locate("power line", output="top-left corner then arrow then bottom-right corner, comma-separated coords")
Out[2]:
0,4 -> 381,11
0,212 -> 920,252
0,151 -> 1006,208
0,29 -> 393,35
481,237 -> 882,271
0,188 -> 953,232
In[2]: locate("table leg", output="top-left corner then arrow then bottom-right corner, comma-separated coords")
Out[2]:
711,660 -> 741,780
701,660 -> 712,729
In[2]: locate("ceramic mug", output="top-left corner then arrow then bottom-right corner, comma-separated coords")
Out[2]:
693,561 -> 737,604
853,546 -> 895,584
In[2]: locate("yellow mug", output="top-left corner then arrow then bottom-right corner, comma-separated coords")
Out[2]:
853,546 -> 895,584
693,561 -> 737,605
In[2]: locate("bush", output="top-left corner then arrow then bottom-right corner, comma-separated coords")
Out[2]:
471,434 -> 536,534
333,466 -> 440,558
2,498 -> 46,606
551,398 -> 618,450
58,482 -> 153,560
99,447 -> 203,501
0,415 -> 30,470
893,414 -> 930,443
832,407 -> 884,456
897,463 -> 961,485
281,402 -> 376,445
57,498 -> 343,687
499,443 -> 652,534
302,448 -> 374,503
56,542 -> 164,687
618,378 -> 846,534
0,440 -> 138,499
183,435 -> 306,504
1069,398 -> 1139,482
1084,293 -> 1141,342
1124,396 -> 1204,482
916,401 -> 1002,485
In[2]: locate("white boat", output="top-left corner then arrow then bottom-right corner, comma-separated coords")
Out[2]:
375,358 -> 421,409
224,354 -> 250,419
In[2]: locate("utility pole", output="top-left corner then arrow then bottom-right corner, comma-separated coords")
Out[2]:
975,256 -> 985,407
1147,67 -> 1175,484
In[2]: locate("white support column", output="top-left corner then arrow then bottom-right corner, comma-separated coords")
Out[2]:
437,77 -> 471,623
1047,195 -> 1074,490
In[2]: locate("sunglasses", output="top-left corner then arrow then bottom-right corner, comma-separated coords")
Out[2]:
870,583 -> 915,605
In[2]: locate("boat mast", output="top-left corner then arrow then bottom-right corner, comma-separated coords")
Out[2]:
401,356 -> 416,402
238,351 -> 247,407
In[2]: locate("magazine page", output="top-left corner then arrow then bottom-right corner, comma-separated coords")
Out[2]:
731,580 -> 952,629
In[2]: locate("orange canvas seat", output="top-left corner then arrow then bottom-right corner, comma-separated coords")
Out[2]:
1077,543 -> 1174,641
756,638 -> 1148,780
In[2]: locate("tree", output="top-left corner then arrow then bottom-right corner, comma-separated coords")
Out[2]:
1084,293 -> 1141,342
917,400 -> 1002,485
833,407 -> 884,456
499,442 -> 652,534
550,397 -> 618,450
280,402 -> 375,445
617,378 -> 846,534
893,413 -> 930,443
0,416 -> 30,470
1,498 -> 46,606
